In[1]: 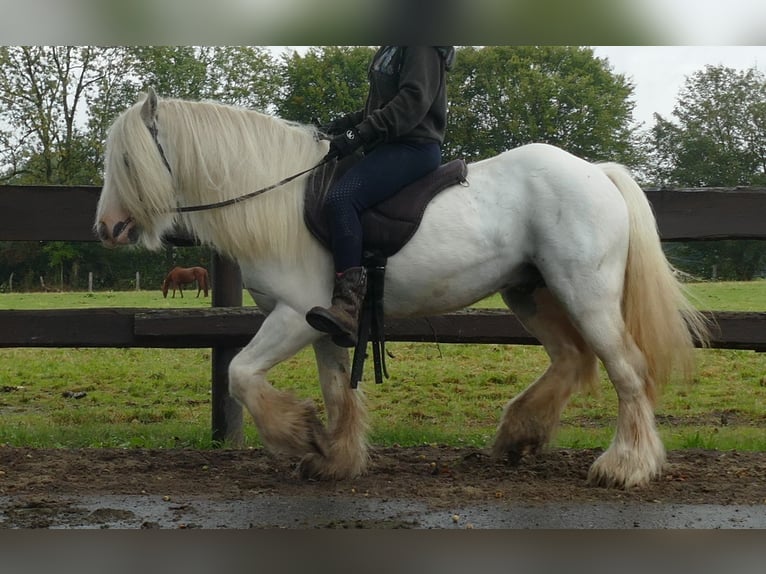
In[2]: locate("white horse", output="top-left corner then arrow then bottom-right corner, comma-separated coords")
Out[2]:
95,88 -> 709,488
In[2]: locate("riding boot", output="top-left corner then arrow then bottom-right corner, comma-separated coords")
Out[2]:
306,267 -> 367,348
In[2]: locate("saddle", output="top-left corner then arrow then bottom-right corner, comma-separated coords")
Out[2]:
304,156 -> 468,258
304,156 -> 468,387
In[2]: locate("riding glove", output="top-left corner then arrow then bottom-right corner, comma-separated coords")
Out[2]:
325,127 -> 364,160
320,112 -> 360,136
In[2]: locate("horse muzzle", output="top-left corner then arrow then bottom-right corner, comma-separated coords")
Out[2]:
96,217 -> 139,247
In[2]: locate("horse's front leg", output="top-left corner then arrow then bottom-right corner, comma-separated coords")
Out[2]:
228,304 -> 330,466
299,336 -> 369,479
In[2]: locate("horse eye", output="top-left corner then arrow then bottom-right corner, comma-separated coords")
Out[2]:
123,153 -> 131,170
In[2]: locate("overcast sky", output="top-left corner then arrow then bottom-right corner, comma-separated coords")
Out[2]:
592,46 -> 766,127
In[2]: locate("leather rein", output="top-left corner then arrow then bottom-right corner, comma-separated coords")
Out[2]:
147,121 -> 330,214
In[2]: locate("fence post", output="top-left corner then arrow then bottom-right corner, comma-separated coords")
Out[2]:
88,272 -> 93,293
211,252 -> 244,446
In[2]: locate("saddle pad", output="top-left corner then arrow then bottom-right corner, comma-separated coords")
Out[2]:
304,157 -> 468,258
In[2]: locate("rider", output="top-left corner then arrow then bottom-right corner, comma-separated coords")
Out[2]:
306,45 -> 455,347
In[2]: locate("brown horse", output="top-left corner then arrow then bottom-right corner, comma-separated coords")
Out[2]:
161,266 -> 209,298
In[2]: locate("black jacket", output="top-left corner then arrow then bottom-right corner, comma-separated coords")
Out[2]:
329,46 -> 453,148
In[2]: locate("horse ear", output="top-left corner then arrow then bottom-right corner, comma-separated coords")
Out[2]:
140,87 -> 158,125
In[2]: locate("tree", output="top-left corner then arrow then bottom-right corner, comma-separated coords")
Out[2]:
644,65 -> 766,280
646,65 -> 766,187
445,46 -> 638,164
275,46 -> 374,124
203,46 -> 280,111
129,46 -> 209,101
0,46 -> 114,185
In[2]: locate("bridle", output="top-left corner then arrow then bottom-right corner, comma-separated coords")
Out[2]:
147,120 -> 173,176
146,121 -> 331,215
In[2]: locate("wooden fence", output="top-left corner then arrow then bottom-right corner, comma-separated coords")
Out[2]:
1,184 -> 766,443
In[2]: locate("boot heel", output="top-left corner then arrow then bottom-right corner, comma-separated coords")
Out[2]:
306,306 -> 349,337
305,267 -> 367,347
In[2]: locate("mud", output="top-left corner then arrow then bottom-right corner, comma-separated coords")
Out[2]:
1,446 -> 764,528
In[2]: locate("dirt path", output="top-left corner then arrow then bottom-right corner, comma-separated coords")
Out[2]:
1,446 -> 765,528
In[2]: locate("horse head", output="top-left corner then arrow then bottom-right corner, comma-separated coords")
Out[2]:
95,87 -> 333,265
95,87 -> 177,251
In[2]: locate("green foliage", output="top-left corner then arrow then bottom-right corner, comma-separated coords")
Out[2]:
641,65 -> 766,280
127,46 -> 280,109
275,46 -> 374,124
445,46 -> 638,164
646,65 -> 766,187
203,46 -> 280,110
0,244 -> 210,292
130,46 -> 209,100
666,241 -> 766,281
0,46 -> 105,186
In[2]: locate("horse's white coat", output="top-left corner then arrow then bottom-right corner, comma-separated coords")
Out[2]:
96,89 -> 708,488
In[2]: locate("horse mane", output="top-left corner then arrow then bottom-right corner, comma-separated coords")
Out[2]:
106,94 -> 327,262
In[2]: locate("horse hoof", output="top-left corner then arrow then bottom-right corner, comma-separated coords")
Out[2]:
491,437 -> 544,466
298,452 -> 328,480
586,450 -> 661,489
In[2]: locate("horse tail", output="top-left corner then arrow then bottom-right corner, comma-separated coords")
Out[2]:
599,163 -> 709,400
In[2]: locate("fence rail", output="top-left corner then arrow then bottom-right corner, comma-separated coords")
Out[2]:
1,307 -> 764,351
1,184 -> 765,442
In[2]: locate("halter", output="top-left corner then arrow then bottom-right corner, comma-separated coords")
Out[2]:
145,122 -> 331,215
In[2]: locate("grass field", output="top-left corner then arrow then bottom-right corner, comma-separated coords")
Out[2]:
0,281 -> 765,451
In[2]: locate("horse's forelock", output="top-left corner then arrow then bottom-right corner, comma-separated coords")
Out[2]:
102,100 -> 178,248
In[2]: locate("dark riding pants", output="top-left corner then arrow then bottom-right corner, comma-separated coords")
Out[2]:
324,141 -> 441,273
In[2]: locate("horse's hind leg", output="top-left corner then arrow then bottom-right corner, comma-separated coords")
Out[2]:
550,284 -> 665,488
299,336 -> 369,479
493,286 -> 598,462
578,308 -> 665,488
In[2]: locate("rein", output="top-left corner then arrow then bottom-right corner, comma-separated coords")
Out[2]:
146,121 -> 331,215
173,158 -> 331,214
